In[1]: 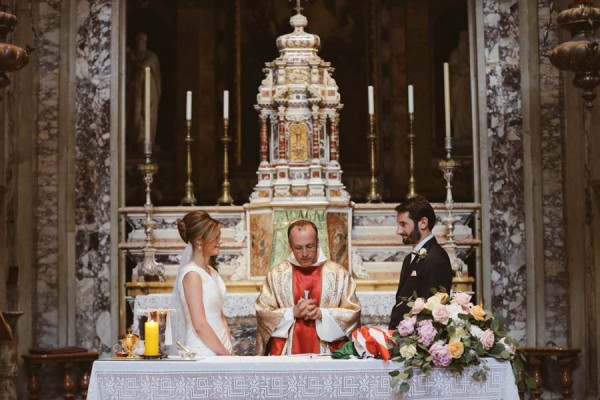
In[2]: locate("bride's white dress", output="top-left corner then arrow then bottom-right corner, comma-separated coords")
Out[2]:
175,262 -> 233,355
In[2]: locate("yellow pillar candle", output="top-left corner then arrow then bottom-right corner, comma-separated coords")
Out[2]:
145,320 -> 159,356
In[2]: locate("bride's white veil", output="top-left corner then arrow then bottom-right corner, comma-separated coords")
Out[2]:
170,242 -> 193,351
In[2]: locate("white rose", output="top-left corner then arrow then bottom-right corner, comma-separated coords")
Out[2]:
452,292 -> 472,306
447,303 -> 464,321
469,325 -> 484,340
425,295 -> 442,310
399,344 -> 418,359
432,304 -> 450,325
411,298 -> 426,314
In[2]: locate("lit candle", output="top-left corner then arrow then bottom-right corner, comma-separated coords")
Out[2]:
443,62 -> 451,139
144,66 -> 151,144
408,85 -> 414,114
367,85 -> 374,115
145,320 -> 159,356
186,91 -> 192,121
223,90 -> 229,119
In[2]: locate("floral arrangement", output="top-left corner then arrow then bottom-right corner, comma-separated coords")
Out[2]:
333,291 -> 534,393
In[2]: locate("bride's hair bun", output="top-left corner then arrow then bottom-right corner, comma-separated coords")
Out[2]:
179,210 -> 222,247
177,219 -> 188,243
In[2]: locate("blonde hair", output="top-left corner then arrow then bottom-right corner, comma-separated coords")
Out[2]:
177,211 -> 222,246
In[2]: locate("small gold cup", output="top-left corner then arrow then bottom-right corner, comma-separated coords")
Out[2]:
119,332 -> 140,357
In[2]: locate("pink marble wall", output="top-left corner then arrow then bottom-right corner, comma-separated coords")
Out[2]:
327,212 -> 349,268
249,212 -> 274,277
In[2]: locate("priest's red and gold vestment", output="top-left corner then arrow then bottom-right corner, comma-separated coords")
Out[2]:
255,258 -> 361,356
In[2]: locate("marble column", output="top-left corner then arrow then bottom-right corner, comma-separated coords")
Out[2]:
35,0 -> 62,348
537,0 -> 568,347
74,0 -> 113,353
482,0 -> 527,341
481,0 -> 569,345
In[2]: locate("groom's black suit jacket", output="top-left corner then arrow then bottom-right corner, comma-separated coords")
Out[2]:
388,237 -> 453,330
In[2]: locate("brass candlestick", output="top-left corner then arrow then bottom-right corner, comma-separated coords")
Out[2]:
217,118 -> 234,205
138,143 -> 164,279
439,156 -> 457,241
366,113 -> 381,203
181,120 -> 196,206
439,143 -> 471,290
439,132 -> 457,244
407,112 -> 417,198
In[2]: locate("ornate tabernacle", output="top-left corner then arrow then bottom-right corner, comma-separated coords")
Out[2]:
251,6 -> 348,204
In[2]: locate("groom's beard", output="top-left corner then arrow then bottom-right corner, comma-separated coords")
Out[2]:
402,228 -> 421,245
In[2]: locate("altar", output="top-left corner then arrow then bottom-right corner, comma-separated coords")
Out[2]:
119,3 -> 482,355
87,356 -> 518,399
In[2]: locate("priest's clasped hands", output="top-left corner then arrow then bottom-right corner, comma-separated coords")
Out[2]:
293,298 -> 322,321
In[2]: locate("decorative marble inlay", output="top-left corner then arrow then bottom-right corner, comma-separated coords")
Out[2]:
327,212 -> 349,268
74,0 -> 113,353
249,212 -> 274,277
538,0 -> 568,346
126,211 -> 243,231
35,0 -> 61,348
483,0 -> 527,342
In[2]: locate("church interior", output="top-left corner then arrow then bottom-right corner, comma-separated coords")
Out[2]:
0,0 -> 599,398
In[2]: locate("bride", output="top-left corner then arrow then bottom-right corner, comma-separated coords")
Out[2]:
171,210 -> 233,356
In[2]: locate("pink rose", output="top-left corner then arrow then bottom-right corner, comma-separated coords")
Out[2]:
452,292 -> 472,306
411,298 -> 426,315
481,329 -> 495,350
397,316 -> 417,337
432,304 -> 450,325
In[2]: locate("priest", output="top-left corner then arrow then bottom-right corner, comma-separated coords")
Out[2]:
255,219 -> 361,355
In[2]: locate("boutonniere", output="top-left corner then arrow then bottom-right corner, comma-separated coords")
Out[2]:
411,248 -> 427,263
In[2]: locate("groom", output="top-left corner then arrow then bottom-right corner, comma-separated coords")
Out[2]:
388,196 -> 453,330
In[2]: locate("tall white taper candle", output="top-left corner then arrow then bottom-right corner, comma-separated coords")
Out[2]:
368,85 -> 374,115
186,91 -> 192,121
408,85 -> 414,114
443,62 -> 451,139
144,67 -> 151,144
223,90 -> 229,119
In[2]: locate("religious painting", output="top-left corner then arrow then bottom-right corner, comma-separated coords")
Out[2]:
289,122 -> 309,161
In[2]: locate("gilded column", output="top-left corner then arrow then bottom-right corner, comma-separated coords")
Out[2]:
278,113 -> 287,162
260,115 -> 269,164
329,113 -> 339,162
312,112 -> 320,160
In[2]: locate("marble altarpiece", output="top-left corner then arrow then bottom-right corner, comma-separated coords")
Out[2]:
120,4 -> 481,358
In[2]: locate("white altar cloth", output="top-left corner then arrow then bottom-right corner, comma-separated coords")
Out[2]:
87,356 -> 519,399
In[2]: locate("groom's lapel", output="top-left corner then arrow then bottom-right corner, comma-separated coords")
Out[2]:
398,254 -> 412,290
414,237 -> 437,266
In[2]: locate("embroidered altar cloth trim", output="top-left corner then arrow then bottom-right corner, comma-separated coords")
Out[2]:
87,356 -> 518,399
